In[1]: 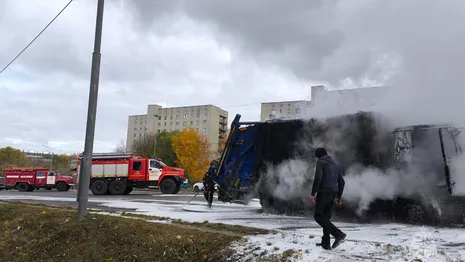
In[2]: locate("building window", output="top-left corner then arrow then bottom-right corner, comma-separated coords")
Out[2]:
183,114 -> 187,119
158,116 -> 161,120
170,115 -> 173,120
164,123 -> 167,126
296,108 -> 301,114
164,116 -> 167,120
183,121 -> 186,126
157,130 -> 161,134
176,122 -> 179,126
134,134 -> 136,137
190,121 -> 193,125
202,127 -> 207,134
158,123 -> 161,126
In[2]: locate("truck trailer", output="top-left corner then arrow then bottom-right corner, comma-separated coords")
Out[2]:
214,112 -> 465,226
76,153 -> 186,195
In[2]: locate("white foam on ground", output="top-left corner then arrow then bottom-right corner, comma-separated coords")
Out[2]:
2,194 -> 465,261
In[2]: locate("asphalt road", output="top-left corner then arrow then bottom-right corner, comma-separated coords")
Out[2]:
0,188 -> 206,212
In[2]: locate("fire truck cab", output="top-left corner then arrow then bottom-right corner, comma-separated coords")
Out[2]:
2,168 -> 73,192
77,153 -> 185,195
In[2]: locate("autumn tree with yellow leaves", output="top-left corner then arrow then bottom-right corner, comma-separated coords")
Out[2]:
171,128 -> 211,182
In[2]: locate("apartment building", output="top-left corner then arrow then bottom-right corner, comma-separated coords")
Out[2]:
260,100 -> 309,121
126,104 -> 228,153
260,85 -> 390,121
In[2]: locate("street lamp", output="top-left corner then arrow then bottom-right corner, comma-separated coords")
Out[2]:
41,145 -> 53,171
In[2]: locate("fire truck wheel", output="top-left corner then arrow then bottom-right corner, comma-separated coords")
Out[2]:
16,183 -> 29,192
123,186 -> 133,195
174,183 -> 181,194
56,182 -> 69,192
109,180 -> 127,195
90,180 -> 109,195
160,178 -> 177,194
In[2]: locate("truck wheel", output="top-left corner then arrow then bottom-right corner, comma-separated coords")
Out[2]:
56,182 -> 69,192
174,183 -> 181,194
109,180 -> 127,195
123,186 -> 133,195
90,180 -> 108,195
16,183 -> 29,192
194,185 -> 200,192
160,178 -> 176,194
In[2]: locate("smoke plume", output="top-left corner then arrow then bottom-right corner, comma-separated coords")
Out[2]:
128,1 -> 465,214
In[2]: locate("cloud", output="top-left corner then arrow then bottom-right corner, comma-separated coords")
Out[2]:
0,0 -> 306,153
2,0 -> 464,155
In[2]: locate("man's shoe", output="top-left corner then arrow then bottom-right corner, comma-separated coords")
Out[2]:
316,243 -> 331,250
332,233 -> 346,249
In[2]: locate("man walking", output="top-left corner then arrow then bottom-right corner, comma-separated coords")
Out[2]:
310,147 -> 347,250
203,160 -> 218,208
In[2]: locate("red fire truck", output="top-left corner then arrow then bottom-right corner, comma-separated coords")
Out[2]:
77,153 -> 186,195
2,168 -> 74,192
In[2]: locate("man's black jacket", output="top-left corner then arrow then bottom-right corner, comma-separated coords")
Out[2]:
203,166 -> 216,186
311,155 -> 345,199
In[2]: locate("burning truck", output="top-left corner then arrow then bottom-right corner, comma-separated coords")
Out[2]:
214,111 -> 465,226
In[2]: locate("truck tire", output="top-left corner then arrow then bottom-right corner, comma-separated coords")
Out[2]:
123,186 -> 133,195
90,180 -> 108,195
16,183 -> 29,192
56,182 -> 69,192
174,183 -> 181,194
109,180 -> 127,195
160,178 -> 177,194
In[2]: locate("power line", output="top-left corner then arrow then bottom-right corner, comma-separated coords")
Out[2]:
0,0 -> 74,76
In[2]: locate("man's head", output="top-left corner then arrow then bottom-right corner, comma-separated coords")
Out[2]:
210,160 -> 218,167
314,147 -> 328,158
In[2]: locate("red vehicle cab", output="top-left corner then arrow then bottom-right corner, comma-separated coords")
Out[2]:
77,153 -> 186,195
2,168 -> 73,192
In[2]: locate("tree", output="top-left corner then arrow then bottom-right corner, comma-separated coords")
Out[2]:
0,147 -> 30,176
54,154 -> 71,174
171,128 -> 211,183
155,131 -> 178,167
114,140 -> 126,153
217,135 -> 228,158
131,131 -> 157,158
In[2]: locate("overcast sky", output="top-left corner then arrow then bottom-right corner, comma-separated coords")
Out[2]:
1,0 -> 464,154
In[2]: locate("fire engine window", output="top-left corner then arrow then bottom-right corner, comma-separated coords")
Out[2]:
150,160 -> 161,169
132,161 -> 142,171
48,172 -> 55,176
37,172 -> 45,177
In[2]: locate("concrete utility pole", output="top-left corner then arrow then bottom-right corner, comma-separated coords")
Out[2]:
77,0 -> 105,219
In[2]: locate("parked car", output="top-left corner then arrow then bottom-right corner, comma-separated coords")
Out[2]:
193,182 -> 218,192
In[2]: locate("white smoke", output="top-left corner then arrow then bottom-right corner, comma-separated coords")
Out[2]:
263,159 -> 311,201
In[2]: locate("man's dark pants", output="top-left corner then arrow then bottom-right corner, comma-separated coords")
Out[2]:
313,192 -> 343,245
205,183 -> 215,204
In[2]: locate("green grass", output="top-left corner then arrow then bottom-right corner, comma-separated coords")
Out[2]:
0,202 -> 264,262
